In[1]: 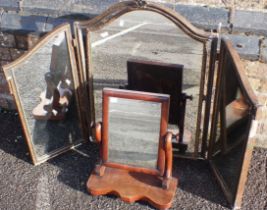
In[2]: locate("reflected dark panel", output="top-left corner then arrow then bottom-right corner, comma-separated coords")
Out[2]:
10,30 -> 83,162
127,59 -> 184,125
108,97 -> 161,169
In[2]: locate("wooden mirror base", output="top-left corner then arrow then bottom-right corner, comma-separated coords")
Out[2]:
87,166 -> 178,210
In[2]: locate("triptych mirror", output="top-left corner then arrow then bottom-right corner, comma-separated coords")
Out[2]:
3,0 -> 259,209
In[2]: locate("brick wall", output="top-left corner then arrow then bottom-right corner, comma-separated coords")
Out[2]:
243,60 -> 267,148
0,32 -> 41,109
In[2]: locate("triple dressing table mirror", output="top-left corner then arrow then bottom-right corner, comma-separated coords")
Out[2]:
2,0 -> 260,209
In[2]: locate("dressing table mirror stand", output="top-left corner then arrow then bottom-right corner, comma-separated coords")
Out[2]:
87,88 -> 178,210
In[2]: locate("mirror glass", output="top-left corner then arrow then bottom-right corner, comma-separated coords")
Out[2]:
89,10 -> 206,154
108,96 -> 161,169
210,47 -> 254,203
9,28 -> 83,163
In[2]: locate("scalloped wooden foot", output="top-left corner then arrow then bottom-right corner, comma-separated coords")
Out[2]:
87,167 -> 178,210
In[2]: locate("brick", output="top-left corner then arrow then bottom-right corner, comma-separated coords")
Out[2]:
0,33 -> 16,48
0,47 -> 12,61
232,10 -> 267,36
9,48 -> 26,60
0,72 -> 9,93
0,60 -> 10,66
14,33 -> 42,50
0,94 -> 15,109
175,4 -> 229,31
223,34 -> 260,61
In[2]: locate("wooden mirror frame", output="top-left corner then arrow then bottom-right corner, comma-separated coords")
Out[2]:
97,88 -> 170,178
208,39 -> 259,208
2,24 -> 85,165
73,0 -> 218,158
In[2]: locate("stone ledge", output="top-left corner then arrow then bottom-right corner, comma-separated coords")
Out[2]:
175,4 -> 229,31
223,34 -> 260,61
0,0 -> 19,11
231,10 -> 267,36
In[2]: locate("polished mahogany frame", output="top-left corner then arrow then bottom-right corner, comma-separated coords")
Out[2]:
99,88 -> 170,177
2,24 -> 85,165
88,88 -> 177,209
73,0 -> 218,158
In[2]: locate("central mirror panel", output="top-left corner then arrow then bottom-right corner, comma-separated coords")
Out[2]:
108,96 -> 161,169
88,10 -> 207,155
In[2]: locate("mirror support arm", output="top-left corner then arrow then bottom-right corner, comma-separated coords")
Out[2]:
95,122 -> 102,144
162,132 -> 173,190
94,122 -> 106,176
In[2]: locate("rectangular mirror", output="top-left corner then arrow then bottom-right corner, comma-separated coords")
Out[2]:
3,24 -> 84,165
108,96 -> 161,169
102,88 -> 170,173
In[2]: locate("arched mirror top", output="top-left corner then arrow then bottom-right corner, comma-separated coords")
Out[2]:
75,0 -> 215,43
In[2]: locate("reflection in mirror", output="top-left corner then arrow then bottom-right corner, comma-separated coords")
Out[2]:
108,97 -> 161,169
89,10 -> 206,154
7,27 -> 83,164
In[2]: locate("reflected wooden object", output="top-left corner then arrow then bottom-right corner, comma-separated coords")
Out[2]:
32,72 -> 71,121
87,88 -> 177,209
225,98 -> 249,128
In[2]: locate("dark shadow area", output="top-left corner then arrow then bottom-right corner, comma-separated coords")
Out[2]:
173,158 -> 230,208
0,108 -> 32,164
47,142 -> 99,194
